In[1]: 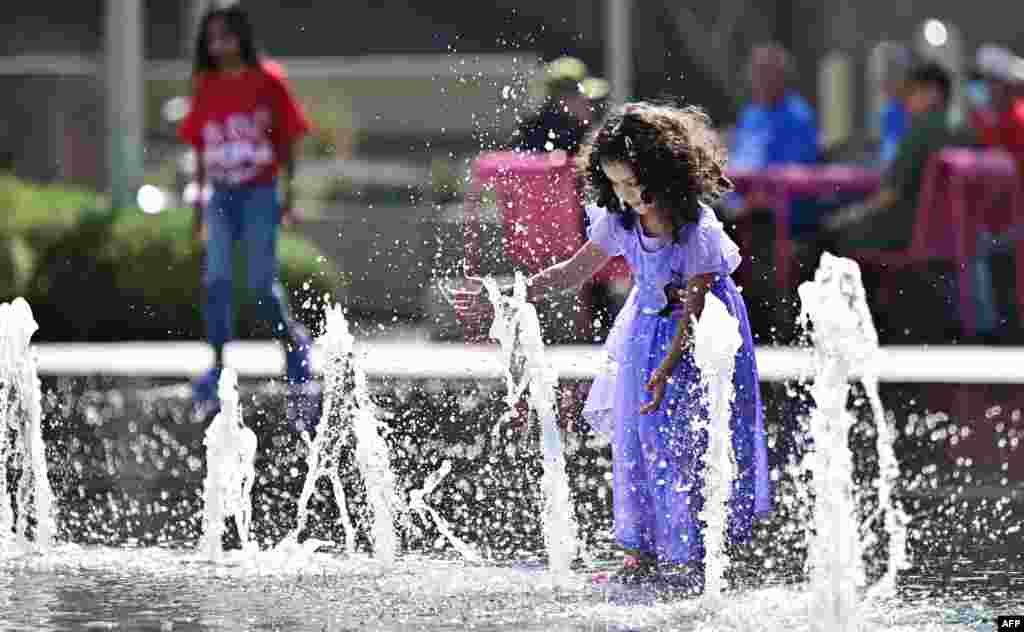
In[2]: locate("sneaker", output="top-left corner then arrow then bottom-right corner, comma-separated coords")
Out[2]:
592,551 -> 658,585
285,324 -> 313,385
191,366 -> 222,420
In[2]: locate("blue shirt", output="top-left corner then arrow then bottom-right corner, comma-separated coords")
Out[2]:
729,93 -> 819,169
879,98 -> 907,167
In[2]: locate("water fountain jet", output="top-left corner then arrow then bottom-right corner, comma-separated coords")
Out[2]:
692,293 -> 744,601
0,298 -> 55,553
483,272 -> 578,576
198,368 -> 257,560
281,305 -> 400,564
797,252 -> 910,629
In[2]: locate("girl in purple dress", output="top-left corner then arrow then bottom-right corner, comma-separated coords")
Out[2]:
455,101 -> 772,584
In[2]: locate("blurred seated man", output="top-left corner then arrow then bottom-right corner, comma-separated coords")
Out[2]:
729,43 -> 819,172
723,44 -> 820,237
969,44 -> 1024,177
508,56 -> 608,155
719,44 -> 819,341
822,62 -> 971,251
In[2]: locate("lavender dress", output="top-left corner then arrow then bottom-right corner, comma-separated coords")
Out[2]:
583,204 -> 772,565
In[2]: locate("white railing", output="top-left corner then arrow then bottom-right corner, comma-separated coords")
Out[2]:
31,341 -> 1024,383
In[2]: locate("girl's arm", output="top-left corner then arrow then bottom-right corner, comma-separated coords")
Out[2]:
525,241 -> 612,301
640,272 -> 716,414
192,152 -> 206,241
280,140 -> 301,218
452,240 -> 612,320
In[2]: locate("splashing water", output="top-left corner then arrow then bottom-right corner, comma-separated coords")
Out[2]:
407,459 -> 481,562
799,252 -> 906,631
692,294 -> 743,601
863,374 -> 909,598
199,368 -> 258,560
483,272 -> 579,575
283,305 -> 401,563
800,254 -> 908,603
0,298 -> 55,553
798,276 -> 863,631
809,254 -> 910,598
849,297 -> 910,600
282,307 -> 359,556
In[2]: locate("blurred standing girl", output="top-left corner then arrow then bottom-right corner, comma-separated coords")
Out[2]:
179,4 -> 313,417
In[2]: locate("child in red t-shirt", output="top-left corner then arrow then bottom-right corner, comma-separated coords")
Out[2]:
179,5 -> 313,424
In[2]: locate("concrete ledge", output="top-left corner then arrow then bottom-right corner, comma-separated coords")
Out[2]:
146,53 -> 541,81
0,55 -> 98,76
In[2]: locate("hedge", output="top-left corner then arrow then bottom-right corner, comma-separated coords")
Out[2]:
0,175 -> 343,342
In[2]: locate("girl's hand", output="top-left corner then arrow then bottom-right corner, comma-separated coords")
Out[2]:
640,366 -> 671,415
823,203 -> 869,232
441,276 -> 494,331
192,203 -> 207,243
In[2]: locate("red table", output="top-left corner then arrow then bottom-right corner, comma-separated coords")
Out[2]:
463,151 -> 631,341
846,148 -> 1024,337
466,151 -> 581,275
727,165 -> 882,292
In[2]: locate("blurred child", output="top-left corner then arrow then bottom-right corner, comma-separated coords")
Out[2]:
178,4 -> 313,419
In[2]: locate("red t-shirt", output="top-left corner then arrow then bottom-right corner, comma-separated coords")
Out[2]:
973,98 -> 1024,177
178,60 -> 310,187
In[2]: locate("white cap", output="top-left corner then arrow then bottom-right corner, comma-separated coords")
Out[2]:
976,44 -> 1024,83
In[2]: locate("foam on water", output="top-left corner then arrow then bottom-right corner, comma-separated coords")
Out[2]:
0,298 -> 55,553
2,542 -> 999,631
691,294 -> 744,601
199,368 -> 258,560
483,272 -> 579,576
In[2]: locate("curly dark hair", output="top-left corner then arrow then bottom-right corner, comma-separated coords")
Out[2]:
576,100 -> 732,240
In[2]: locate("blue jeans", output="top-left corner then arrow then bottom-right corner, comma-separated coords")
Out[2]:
203,183 -> 293,348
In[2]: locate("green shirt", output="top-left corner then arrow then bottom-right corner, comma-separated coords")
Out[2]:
886,109 -> 969,211
848,109 -> 972,250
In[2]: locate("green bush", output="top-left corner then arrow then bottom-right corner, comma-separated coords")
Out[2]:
0,174 -> 100,299
0,235 -> 34,297
1,175 -> 343,342
0,173 -> 98,235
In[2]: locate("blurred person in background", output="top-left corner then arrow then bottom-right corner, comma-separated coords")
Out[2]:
877,43 -> 914,167
719,44 -> 819,341
723,44 -> 819,237
178,3 -> 314,420
823,62 -> 970,251
965,45 -> 1024,337
509,56 -> 609,155
969,44 -> 1024,177
728,43 -> 819,172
